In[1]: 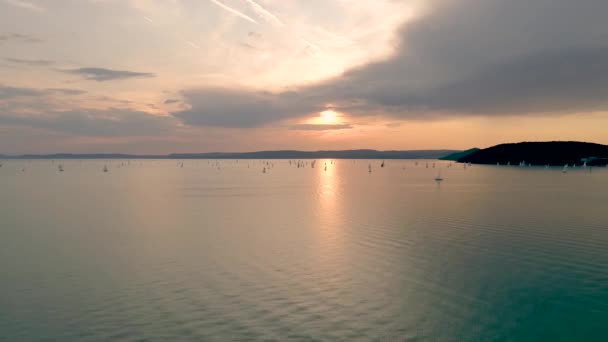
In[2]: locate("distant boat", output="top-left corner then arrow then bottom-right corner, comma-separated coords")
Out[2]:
368,163 -> 372,173
435,169 -> 443,182
262,167 -> 266,174
381,160 -> 385,168
103,165 -> 108,173
58,164 -> 64,172
562,164 -> 568,173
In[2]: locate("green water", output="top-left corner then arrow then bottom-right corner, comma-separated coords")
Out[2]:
1,159 -> 607,341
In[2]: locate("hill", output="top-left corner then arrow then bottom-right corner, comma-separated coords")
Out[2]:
458,141 -> 608,166
439,148 -> 480,161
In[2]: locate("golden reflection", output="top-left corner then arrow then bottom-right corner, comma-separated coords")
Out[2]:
317,159 -> 340,243
319,159 -> 336,211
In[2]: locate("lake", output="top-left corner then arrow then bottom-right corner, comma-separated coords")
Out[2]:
1,159 -> 607,341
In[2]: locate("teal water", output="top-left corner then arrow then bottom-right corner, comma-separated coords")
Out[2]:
1,159 -> 607,341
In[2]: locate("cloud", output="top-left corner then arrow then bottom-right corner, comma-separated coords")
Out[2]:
0,85 -> 86,100
175,0 -> 608,128
63,67 -> 156,81
289,123 -> 352,131
0,109 -> 176,137
0,32 -> 43,43
209,0 -> 257,24
173,88 -> 321,128
239,42 -> 259,50
0,85 -> 44,99
248,31 -> 262,39
46,88 -> 87,95
3,0 -> 44,12
163,99 -> 180,104
386,46 -> 608,115
4,57 -> 53,66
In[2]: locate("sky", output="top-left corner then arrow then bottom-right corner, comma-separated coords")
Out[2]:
1,0 -> 608,154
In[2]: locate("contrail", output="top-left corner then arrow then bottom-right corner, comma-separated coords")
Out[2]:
185,40 -> 202,49
300,38 -> 322,57
210,0 -> 258,24
243,0 -> 283,26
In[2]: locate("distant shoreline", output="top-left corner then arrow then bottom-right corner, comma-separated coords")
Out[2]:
0,149 -> 458,160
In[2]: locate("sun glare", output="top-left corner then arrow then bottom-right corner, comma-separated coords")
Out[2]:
319,110 -> 339,124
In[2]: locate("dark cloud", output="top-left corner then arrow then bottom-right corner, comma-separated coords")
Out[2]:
164,98 -> 180,104
289,123 -> 353,131
174,0 -> 608,128
391,46 -> 608,114
0,33 -> 43,43
4,57 -> 53,66
0,109 -> 176,137
174,88 -> 322,128
0,85 -> 86,99
63,67 -> 155,81
46,88 -> 87,95
0,85 -> 44,99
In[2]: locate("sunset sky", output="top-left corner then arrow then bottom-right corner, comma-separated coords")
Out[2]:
2,0 -> 608,154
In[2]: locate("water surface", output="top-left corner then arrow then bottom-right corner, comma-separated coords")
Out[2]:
1,159 -> 607,341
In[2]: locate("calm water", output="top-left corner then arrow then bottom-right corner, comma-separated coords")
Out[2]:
1,159 -> 607,341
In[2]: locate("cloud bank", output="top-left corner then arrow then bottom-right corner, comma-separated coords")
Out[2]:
174,0 -> 608,127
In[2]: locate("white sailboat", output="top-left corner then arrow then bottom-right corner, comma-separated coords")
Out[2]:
435,169 -> 443,182
562,164 -> 568,173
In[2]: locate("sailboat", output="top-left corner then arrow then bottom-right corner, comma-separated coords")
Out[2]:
562,164 -> 568,173
262,167 -> 266,174
58,164 -> 64,172
435,169 -> 443,182
381,160 -> 385,168
368,163 -> 372,173
103,165 -> 108,173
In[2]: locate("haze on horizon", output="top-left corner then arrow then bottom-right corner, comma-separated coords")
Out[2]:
2,0 -> 608,154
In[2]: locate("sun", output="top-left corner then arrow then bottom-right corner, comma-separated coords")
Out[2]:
319,110 -> 339,124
